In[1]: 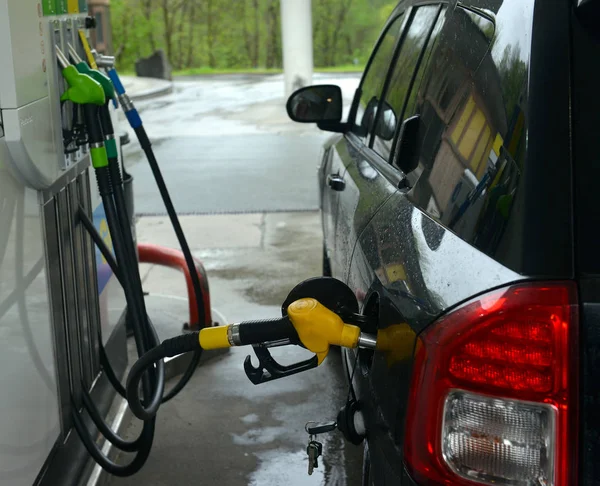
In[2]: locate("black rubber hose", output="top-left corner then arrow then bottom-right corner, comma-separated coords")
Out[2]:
107,158 -> 154,351
106,154 -> 203,404
80,387 -> 144,452
127,333 -> 200,420
77,207 -> 121,285
82,161 -> 200,417
68,166 -> 161,476
161,350 -> 202,402
71,403 -> 156,477
127,125 -> 205,410
98,171 -> 165,415
134,126 -> 206,329
83,105 -> 104,145
79,205 -> 173,402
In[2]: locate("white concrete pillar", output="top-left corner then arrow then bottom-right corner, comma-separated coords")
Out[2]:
280,0 -> 313,98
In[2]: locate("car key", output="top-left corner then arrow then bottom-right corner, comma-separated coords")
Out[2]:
307,439 -> 323,475
305,421 -> 335,475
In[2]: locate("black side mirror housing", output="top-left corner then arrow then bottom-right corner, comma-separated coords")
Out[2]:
393,115 -> 421,175
286,85 -> 346,133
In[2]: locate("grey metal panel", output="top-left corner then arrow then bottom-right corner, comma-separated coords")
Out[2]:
78,171 -> 102,380
42,198 -> 72,435
70,178 -> 93,388
56,187 -> 83,409
39,155 -> 90,205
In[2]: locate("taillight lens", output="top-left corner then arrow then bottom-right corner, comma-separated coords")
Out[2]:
442,391 -> 555,485
404,282 -> 578,486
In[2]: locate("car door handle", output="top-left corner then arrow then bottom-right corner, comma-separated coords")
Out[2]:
327,174 -> 345,191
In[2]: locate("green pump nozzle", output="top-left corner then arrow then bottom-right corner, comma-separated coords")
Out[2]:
56,45 -> 108,169
68,43 -> 115,101
67,43 -> 119,161
56,45 -> 105,106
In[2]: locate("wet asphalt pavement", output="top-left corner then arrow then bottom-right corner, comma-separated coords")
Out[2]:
119,73 -> 360,214
105,74 -> 364,486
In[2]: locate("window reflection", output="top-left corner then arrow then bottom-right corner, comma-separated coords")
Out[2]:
408,0 -> 531,259
372,6 -> 442,160
353,15 -> 406,142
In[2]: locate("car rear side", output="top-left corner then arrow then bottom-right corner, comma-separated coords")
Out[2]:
311,0 -> 600,484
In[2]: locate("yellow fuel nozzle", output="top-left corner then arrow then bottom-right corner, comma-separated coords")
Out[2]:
198,297 -> 371,366
287,298 -> 362,364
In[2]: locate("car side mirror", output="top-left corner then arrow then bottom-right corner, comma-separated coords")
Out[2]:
286,85 -> 346,132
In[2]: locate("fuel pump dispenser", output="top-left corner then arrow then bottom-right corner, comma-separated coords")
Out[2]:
0,3 -> 209,484
0,3 -> 130,484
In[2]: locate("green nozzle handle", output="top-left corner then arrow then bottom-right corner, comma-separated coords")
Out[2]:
75,62 -> 115,100
60,66 -> 105,106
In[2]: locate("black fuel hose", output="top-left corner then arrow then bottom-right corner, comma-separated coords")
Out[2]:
126,333 -> 201,419
79,205 -> 166,454
129,124 -> 205,407
70,164 -> 163,476
72,93 -> 208,472
73,112 -> 204,472
97,166 -> 166,412
104,100 -> 204,402
105,123 -> 203,405
78,206 -> 120,285
71,402 -> 156,476
79,208 -> 195,404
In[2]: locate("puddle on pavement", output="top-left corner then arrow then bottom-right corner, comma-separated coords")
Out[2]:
232,426 -> 287,446
248,449 -> 326,486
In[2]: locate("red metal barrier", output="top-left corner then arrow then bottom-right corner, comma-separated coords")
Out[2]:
138,243 -> 211,330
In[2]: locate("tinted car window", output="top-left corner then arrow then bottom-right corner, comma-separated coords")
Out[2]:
352,14 -> 406,144
403,10 -> 446,119
406,2 -> 533,265
372,6 -> 442,160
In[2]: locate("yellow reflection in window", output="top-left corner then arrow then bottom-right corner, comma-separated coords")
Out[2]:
459,108 -> 486,159
451,95 -> 475,144
492,133 -> 504,157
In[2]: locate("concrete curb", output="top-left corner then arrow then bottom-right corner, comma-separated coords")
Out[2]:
120,75 -> 173,101
129,82 -> 173,101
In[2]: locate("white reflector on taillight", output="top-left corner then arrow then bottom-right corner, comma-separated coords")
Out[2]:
442,390 -> 555,485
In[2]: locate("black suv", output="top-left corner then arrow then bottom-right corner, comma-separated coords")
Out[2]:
287,0 -> 600,484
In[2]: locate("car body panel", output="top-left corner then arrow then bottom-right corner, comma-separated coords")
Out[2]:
318,0 -> 578,483
333,137 -> 399,283
571,2 -> 600,482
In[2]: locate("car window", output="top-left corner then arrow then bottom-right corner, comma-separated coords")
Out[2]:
406,1 -> 533,266
371,6 -> 442,160
403,10 -> 446,119
352,14 -> 406,144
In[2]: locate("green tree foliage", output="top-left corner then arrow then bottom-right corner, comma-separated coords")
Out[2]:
496,44 -> 527,124
110,0 -> 397,72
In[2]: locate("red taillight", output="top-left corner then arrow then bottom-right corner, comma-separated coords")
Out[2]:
404,282 -> 578,486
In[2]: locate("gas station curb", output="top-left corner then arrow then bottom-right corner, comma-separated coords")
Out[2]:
128,82 -> 173,101
119,76 -> 173,101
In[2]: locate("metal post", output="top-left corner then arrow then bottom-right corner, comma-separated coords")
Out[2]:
280,0 -> 313,98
